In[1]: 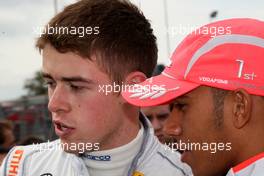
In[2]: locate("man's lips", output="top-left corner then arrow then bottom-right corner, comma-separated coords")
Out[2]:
163,134 -> 192,162
53,120 -> 75,137
181,150 -> 191,162
176,139 -> 191,162
164,136 -> 189,154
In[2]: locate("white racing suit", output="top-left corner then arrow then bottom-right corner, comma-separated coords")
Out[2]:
0,113 -> 192,176
226,152 -> 264,176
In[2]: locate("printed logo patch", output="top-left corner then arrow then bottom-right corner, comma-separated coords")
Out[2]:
86,154 -> 111,161
40,173 -> 53,176
133,171 -> 144,176
8,148 -> 24,176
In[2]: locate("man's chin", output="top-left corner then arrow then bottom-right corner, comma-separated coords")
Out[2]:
63,148 -> 89,155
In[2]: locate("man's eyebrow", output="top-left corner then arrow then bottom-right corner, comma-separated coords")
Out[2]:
174,95 -> 190,101
42,72 -> 53,79
157,112 -> 169,116
41,72 -> 94,84
61,76 -> 94,84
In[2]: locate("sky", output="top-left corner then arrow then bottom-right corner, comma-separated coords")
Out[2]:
0,0 -> 264,101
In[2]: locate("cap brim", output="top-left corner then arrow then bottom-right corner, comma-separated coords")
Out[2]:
122,73 -> 200,107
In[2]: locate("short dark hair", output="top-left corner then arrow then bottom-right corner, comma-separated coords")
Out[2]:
152,64 -> 165,76
210,87 -> 229,128
36,0 -> 157,84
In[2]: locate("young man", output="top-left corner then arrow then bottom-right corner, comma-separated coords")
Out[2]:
122,18 -> 264,176
0,0 -> 192,175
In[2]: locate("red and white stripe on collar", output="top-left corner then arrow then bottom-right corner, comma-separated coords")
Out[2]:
232,152 -> 264,173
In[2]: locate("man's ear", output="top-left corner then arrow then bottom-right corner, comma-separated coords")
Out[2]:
124,71 -> 147,85
118,72 -> 147,105
231,89 -> 252,129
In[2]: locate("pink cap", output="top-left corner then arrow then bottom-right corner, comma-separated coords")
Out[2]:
122,18 -> 264,107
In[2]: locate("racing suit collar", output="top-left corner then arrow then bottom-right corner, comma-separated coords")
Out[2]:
232,152 -> 264,174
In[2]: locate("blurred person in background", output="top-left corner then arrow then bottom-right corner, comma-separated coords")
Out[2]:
0,120 -> 15,166
142,64 -> 170,144
0,120 -> 15,149
141,105 -> 170,143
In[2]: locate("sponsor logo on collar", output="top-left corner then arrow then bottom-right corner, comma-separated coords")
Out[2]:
85,154 -> 111,161
133,171 -> 144,176
40,173 -> 53,176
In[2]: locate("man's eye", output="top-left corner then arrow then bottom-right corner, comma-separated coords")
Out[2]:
173,103 -> 187,111
70,84 -> 84,91
157,114 -> 169,120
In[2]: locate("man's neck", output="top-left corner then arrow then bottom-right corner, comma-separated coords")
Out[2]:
98,110 -> 140,151
233,139 -> 264,167
82,122 -> 144,176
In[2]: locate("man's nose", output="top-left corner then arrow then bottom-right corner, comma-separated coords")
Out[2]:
48,85 -> 71,113
163,114 -> 182,137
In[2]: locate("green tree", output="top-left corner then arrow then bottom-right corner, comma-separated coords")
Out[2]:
24,71 -> 47,96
